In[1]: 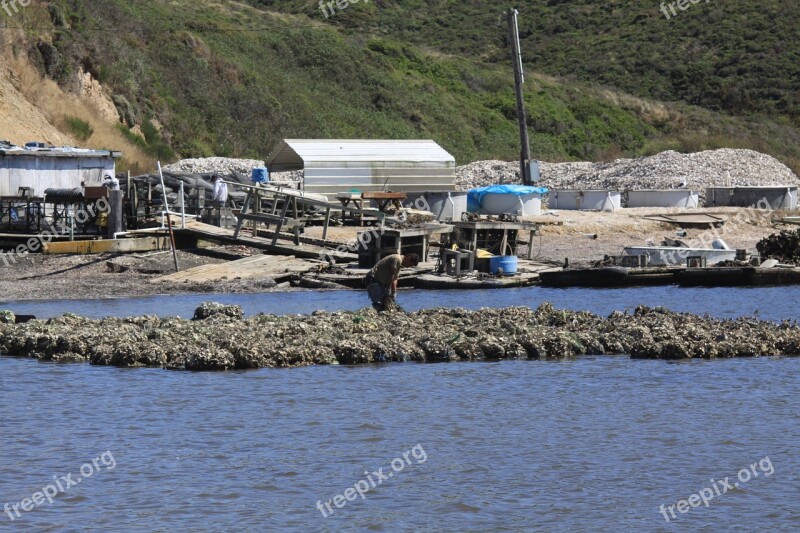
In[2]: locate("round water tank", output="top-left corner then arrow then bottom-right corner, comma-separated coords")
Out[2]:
480,193 -> 542,216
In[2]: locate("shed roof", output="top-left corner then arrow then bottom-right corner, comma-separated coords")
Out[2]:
0,145 -> 121,159
267,139 -> 455,172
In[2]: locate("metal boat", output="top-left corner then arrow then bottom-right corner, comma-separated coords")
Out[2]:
623,246 -> 737,266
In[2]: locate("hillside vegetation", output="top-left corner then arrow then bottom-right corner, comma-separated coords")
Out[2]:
273,0 -> 800,123
2,0 -> 799,174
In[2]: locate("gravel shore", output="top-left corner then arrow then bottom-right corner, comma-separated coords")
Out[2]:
0,246 -> 284,302
0,204 -> 785,300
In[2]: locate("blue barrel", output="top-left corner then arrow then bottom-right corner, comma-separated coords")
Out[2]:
489,255 -> 518,275
251,167 -> 268,183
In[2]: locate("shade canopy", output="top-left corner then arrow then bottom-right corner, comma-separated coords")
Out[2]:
266,139 -> 456,194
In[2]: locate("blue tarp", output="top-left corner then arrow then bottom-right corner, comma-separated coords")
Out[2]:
467,184 -> 549,212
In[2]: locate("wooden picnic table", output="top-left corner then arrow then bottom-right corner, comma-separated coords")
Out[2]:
361,191 -> 407,212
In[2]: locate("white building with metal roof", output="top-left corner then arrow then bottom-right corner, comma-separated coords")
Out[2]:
0,142 -> 121,196
266,139 -> 456,195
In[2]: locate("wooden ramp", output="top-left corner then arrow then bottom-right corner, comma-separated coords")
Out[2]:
642,213 -> 727,227
175,220 -> 357,263
152,254 -> 314,284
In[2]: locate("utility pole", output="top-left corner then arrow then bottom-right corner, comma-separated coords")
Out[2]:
507,8 -> 533,186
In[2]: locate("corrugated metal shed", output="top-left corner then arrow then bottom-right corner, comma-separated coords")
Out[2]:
267,139 -> 456,195
0,145 -> 121,196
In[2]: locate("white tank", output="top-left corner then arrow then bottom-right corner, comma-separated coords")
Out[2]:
479,192 -> 542,216
549,190 -> 620,212
402,192 -> 467,221
627,190 -> 699,208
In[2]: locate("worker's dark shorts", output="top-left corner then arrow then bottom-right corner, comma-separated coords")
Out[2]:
362,272 -> 383,302
367,283 -> 386,305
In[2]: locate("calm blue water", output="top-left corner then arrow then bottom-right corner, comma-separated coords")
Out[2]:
2,285 -> 799,322
1,287 -> 799,531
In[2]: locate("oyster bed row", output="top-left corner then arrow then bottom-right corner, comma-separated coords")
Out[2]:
1,303 -> 798,371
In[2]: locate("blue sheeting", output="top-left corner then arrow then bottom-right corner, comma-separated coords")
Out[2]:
467,184 -> 549,212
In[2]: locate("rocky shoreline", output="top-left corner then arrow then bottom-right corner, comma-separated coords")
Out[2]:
0,303 -> 797,370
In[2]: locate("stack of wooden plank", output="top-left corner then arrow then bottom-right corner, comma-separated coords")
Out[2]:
151,254 -> 313,284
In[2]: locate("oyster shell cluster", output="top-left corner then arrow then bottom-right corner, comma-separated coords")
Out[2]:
455,149 -> 800,192
0,303 -> 797,371
756,229 -> 800,265
162,157 -> 302,185
162,148 -> 798,195
163,157 -> 267,175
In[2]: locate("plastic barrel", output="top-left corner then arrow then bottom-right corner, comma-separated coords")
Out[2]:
489,255 -> 518,275
251,167 -> 268,183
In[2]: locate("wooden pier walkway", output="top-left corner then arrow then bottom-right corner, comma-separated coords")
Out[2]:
174,221 -> 357,263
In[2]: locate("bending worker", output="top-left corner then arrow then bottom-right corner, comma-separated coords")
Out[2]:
365,253 -> 420,311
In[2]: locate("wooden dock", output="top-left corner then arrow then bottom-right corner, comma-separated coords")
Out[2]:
152,254 -> 314,284
175,221 -> 357,263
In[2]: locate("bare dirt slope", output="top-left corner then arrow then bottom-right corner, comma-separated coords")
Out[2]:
0,32 -> 152,168
0,60 -> 74,145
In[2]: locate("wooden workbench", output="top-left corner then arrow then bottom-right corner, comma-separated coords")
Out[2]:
451,220 -> 540,259
357,223 -> 454,267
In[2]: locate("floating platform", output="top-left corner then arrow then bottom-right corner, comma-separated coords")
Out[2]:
675,266 -> 800,286
540,264 -> 800,288
539,266 -> 681,288
414,272 -> 540,290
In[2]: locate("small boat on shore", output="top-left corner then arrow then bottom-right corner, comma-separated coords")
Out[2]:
623,246 -> 737,266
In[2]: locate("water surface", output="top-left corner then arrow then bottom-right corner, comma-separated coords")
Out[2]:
3,285 -> 798,322
1,287 -> 799,531
1,356 -> 797,531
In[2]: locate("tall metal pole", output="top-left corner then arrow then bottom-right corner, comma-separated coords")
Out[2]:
508,8 -> 532,186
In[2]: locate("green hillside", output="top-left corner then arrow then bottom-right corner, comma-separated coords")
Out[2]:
272,0 -> 800,123
4,0 -> 800,173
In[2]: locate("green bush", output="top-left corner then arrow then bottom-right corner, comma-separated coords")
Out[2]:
64,116 -> 93,141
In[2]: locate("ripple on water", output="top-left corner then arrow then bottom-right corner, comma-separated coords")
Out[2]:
1,350 -> 799,530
